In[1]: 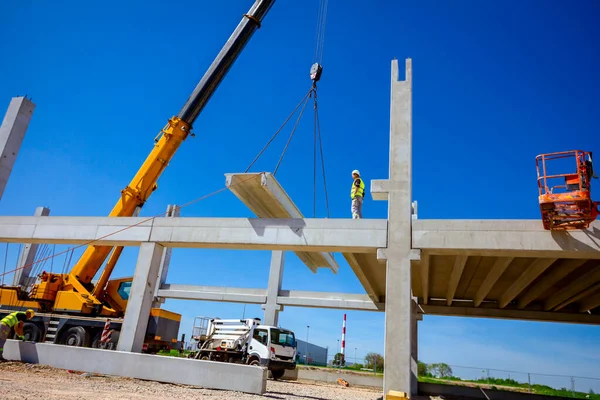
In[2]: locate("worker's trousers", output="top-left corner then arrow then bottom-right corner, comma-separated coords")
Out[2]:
0,322 -> 10,359
351,196 -> 363,219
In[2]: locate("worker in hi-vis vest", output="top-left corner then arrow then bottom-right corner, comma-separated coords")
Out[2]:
350,169 -> 365,219
0,309 -> 34,361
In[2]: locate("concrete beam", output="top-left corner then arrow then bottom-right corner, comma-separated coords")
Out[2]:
446,255 -> 467,306
118,243 -> 164,353
420,253 -> 430,305
225,172 -> 339,273
277,290 -> 384,311
473,257 -> 513,307
371,179 -> 390,201
13,206 -> 50,287
579,291 -> 600,312
342,252 -> 385,303
0,216 -> 388,253
262,251 -> 284,326
153,204 -> 180,307
3,341 -> 266,394
421,302 -> 600,325
158,284 -> 267,304
157,284 -> 383,311
0,96 -> 35,200
413,219 -> 600,259
554,282 -> 600,312
517,258 -> 586,309
498,258 -> 557,308
544,265 -> 600,311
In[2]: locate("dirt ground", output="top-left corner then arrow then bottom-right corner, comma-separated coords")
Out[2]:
0,361 -> 384,400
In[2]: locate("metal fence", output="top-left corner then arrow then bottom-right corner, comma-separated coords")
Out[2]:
436,364 -> 600,397
299,355 -> 600,396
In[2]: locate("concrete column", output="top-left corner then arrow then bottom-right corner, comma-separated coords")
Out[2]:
411,300 -> 421,363
0,96 -> 35,200
375,59 -> 416,396
117,242 -> 165,353
13,206 -> 50,287
153,204 -> 180,308
262,251 -> 284,326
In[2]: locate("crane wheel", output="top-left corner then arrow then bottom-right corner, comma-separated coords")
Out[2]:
19,322 -> 42,342
60,326 -> 91,347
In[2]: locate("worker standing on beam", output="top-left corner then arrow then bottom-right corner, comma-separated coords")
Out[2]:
0,309 -> 34,361
351,170 -> 365,219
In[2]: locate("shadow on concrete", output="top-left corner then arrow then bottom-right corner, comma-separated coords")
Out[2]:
550,226 -> 600,253
15,341 -> 39,364
248,218 -> 307,238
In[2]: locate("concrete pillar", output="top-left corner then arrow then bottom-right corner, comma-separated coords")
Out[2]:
375,59 -> 416,396
0,96 -> 35,200
262,251 -> 284,326
411,300 -> 421,363
152,204 -> 180,308
13,206 -> 50,287
117,242 -> 165,353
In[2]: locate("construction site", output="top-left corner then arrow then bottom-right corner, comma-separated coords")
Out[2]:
1,1 -> 599,399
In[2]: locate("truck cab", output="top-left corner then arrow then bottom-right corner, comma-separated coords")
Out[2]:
248,324 -> 297,378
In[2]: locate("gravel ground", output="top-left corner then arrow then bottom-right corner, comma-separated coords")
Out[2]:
0,361 -> 384,400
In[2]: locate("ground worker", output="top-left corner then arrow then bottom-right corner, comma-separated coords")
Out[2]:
0,309 -> 34,361
351,169 -> 365,219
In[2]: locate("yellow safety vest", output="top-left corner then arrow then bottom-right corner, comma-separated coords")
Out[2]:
351,178 -> 365,199
0,312 -> 24,328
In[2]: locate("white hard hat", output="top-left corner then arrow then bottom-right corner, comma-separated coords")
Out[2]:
352,170 -> 360,176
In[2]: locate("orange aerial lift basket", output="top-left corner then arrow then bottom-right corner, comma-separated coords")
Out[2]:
536,150 -> 599,230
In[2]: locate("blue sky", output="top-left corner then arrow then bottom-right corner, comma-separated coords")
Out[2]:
1,0 -> 599,389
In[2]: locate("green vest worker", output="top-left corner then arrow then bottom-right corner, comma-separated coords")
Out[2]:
0,309 -> 34,361
350,169 -> 365,219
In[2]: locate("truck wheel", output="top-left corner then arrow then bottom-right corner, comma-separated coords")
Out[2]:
23,322 -> 42,342
60,326 -> 91,347
271,369 -> 285,380
248,358 -> 260,366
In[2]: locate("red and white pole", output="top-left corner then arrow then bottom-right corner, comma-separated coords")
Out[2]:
341,313 -> 346,364
101,319 -> 111,343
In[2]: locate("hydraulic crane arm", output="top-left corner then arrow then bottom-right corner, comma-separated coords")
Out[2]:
65,0 -> 276,291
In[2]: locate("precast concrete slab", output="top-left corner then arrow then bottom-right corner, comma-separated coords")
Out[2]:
410,219 -> 600,322
225,172 -> 339,273
343,252 -> 387,303
412,219 -> 600,258
3,340 -> 267,394
413,252 -> 600,323
0,216 -> 388,252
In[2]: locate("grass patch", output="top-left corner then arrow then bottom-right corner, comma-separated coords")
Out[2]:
157,349 -> 192,358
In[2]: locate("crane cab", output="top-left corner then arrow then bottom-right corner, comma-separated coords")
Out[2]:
536,150 -> 599,230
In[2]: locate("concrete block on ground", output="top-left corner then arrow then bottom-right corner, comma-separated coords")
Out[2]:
279,368 -> 299,380
3,340 -> 267,394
